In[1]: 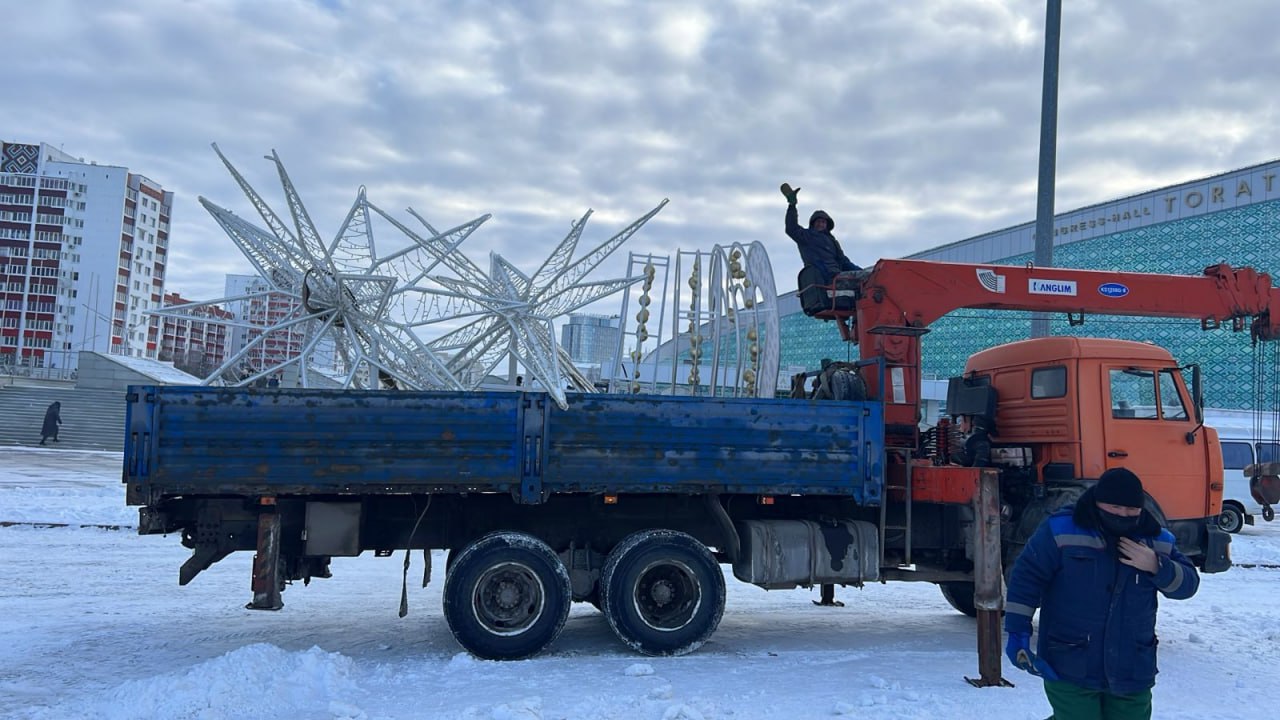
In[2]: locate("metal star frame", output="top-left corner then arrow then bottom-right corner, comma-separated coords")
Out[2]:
151,144 -> 491,390
419,200 -> 669,409
151,145 -> 668,408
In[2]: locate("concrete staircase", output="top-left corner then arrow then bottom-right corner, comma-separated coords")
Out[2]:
0,385 -> 128,451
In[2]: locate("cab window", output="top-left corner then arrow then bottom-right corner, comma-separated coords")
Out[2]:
1157,369 -> 1188,420
1031,366 -> 1066,399
1259,442 -> 1280,463
1109,368 -> 1157,419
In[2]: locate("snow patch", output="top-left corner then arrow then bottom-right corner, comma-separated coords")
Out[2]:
866,674 -> 900,690
649,684 -> 674,700
449,651 -> 478,666
329,699 -> 369,719
490,696 -> 542,720
39,644 -> 358,719
624,662 -> 655,676
662,704 -> 706,720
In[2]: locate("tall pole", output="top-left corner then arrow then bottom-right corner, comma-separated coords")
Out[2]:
1030,0 -> 1062,338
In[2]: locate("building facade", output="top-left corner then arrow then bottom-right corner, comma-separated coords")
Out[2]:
158,291 -> 231,377
0,141 -> 171,370
560,313 -> 621,366
221,273 -> 307,378
769,158 -> 1280,411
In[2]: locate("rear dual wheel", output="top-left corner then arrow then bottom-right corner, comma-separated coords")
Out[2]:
600,530 -> 725,656
442,532 -> 571,660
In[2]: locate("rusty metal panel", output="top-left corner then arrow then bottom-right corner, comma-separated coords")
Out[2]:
126,387 -> 886,502
543,394 -> 882,500
134,387 -> 524,494
910,465 -> 981,504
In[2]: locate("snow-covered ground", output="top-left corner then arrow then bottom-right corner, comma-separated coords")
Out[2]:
2,446 -> 1278,720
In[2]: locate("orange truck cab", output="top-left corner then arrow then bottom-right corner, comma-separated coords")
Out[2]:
959,336 -> 1230,571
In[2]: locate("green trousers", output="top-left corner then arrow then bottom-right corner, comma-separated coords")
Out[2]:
1044,680 -> 1152,720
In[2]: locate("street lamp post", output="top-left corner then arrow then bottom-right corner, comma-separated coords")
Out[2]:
1031,0 -> 1062,339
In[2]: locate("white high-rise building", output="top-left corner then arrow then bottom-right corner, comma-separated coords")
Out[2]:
0,141 -> 171,370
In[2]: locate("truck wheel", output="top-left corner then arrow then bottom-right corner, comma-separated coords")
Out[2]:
939,581 -> 978,618
600,530 -> 725,656
830,369 -> 867,401
1217,503 -> 1246,534
442,532 -> 571,660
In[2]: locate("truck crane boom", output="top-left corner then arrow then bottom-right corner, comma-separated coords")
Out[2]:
820,260 -> 1280,437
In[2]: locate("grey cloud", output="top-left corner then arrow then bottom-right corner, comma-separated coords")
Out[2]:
6,0 -> 1279,305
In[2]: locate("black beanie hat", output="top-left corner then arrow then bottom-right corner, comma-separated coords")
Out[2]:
1094,468 -> 1145,508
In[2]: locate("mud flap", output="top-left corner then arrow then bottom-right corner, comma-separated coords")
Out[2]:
1201,523 -> 1231,574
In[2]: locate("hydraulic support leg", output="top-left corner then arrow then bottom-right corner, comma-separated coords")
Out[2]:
967,469 -> 1011,687
247,498 -> 283,611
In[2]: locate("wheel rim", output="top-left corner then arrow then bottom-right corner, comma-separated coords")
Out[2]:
632,559 -> 701,632
471,561 -> 545,637
1219,509 -> 1242,533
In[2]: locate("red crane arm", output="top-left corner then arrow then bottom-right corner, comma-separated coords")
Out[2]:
837,260 -> 1280,435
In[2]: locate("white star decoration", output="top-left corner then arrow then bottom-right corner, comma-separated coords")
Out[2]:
422,200 -> 668,408
150,145 -> 666,408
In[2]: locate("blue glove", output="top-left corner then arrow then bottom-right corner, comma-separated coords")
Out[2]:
1005,631 -> 1060,681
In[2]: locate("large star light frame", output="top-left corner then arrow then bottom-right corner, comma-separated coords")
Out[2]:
151,145 -> 666,408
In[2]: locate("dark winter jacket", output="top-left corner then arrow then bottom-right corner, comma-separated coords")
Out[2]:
785,204 -> 859,282
953,428 -> 992,468
1004,488 -> 1199,694
41,402 -> 61,437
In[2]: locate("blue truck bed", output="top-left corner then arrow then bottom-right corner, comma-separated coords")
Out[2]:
124,386 -> 885,504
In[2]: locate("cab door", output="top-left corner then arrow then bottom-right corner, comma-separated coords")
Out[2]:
1099,365 -> 1206,521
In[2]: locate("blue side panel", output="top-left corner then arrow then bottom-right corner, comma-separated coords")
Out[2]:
128,387 -> 524,494
543,393 -> 883,501
125,387 -> 886,502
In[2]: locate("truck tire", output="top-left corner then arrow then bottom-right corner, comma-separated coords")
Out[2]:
442,532 -> 571,660
600,530 -> 725,656
938,581 -> 978,618
829,369 -> 867,401
1217,502 -> 1246,534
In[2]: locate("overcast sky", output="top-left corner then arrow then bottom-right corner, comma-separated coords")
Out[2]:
7,0 -> 1279,310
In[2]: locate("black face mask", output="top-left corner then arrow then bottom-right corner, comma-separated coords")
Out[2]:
1097,508 -> 1142,537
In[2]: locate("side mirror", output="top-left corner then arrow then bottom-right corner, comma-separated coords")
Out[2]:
1191,364 -> 1204,424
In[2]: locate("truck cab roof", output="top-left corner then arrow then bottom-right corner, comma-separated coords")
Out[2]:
966,336 -> 1177,373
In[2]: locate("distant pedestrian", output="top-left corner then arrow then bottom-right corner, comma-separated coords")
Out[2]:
40,401 -> 62,445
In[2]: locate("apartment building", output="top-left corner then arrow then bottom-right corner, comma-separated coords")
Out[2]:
158,291 -> 231,377
222,273 -> 306,376
0,141 -> 171,370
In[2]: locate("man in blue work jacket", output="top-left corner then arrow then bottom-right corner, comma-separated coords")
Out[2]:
1004,467 -> 1200,720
